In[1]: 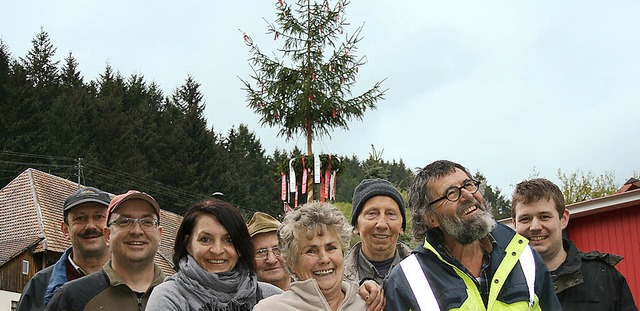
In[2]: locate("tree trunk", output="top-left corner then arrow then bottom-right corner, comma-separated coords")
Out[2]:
305,120 -> 313,202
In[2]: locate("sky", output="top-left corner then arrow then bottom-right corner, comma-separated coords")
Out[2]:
1,0 -> 639,195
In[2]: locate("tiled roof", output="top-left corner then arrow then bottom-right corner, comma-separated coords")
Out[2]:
0,169 -> 77,265
158,209 -> 183,270
0,169 -> 181,275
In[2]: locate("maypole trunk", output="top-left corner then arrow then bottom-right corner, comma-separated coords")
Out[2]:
305,0 -> 314,202
305,119 -> 314,202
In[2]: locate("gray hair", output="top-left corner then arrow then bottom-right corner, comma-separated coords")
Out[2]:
278,202 -> 352,275
409,160 -> 473,242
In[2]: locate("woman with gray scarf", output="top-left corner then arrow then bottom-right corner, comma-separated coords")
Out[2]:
147,199 -> 281,310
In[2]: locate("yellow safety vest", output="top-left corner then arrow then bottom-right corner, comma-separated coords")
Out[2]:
400,234 -> 540,311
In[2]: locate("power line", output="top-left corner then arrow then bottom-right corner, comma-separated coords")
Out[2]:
82,162 -> 203,203
0,159 -> 75,168
84,161 -> 203,199
0,151 -> 269,215
0,150 -> 75,162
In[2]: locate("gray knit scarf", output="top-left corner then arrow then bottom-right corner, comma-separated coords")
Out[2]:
173,255 -> 258,311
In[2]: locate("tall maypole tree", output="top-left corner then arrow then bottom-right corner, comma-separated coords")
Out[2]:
241,0 -> 386,202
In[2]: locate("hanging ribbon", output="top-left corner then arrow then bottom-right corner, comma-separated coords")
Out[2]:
281,172 -> 287,201
289,158 -> 297,193
301,157 -> 307,194
314,154 -> 321,183
330,170 -> 337,200
324,170 -> 331,199
319,175 -> 325,203
294,188 -> 299,207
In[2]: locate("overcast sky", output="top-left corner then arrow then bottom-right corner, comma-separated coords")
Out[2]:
2,0 -> 639,195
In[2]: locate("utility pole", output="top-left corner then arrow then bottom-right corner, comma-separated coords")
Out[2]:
75,157 -> 83,185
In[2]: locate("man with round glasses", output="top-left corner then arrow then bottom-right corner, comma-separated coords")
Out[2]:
46,190 -> 166,310
384,160 -> 560,310
248,212 -> 292,290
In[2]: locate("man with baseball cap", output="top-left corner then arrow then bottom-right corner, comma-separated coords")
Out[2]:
345,178 -> 412,285
46,190 -> 165,310
17,186 -> 111,311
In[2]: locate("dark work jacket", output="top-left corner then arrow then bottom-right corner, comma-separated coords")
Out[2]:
552,239 -> 637,311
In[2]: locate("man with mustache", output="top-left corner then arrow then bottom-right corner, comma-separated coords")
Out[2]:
345,178 -> 412,285
17,187 -> 111,311
46,190 -> 165,310
384,160 -> 560,310
512,178 -> 637,311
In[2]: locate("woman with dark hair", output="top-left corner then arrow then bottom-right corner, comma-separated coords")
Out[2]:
147,198 -> 281,310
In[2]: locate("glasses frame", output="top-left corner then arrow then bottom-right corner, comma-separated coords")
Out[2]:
428,179 -> 480,205
255,246 -> 282,260
108,217 -> 159,231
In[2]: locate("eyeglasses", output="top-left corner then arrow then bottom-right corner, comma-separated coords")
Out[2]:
255,247 -> 282,260
429,180 -> 480,205
108,217 -> 159,230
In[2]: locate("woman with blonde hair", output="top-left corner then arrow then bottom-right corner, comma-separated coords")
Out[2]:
254,202 -> 369,311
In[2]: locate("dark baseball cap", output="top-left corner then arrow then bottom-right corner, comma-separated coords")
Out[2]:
63,187 -> 111,213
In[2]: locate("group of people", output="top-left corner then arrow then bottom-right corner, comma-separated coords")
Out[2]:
16,159 -> 637,310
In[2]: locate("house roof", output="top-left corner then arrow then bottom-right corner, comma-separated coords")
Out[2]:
0,168 -> 181,275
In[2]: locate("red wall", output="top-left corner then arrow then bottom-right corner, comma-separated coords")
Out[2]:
568,205 -> 640,305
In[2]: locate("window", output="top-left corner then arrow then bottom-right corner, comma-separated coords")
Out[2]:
11,300 -> 18,311
22,260 -> 29,275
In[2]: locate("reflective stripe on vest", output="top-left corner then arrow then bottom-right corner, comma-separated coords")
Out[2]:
400,246 -> 537,310
520,245 -> 536,308
400,254 -> 439,309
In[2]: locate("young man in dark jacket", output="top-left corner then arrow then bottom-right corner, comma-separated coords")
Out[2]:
512,178 -> 637,311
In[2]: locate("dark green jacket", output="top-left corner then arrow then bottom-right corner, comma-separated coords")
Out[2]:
45,260 -> 165,311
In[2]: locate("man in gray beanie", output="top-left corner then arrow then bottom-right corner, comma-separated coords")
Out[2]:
344,178 -> 413,285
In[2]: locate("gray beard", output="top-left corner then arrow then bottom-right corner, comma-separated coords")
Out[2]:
438,203 -> 496,245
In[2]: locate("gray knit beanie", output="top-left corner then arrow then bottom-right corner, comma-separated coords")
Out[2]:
351,178 -> 406,230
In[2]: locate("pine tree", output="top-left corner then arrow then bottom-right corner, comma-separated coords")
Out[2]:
363,144 -> 389,180
473,172 -> 511,220
60,52 -> 83,88
242,0 -> 386,200
21,27 -> 59,89
0,41 -> 12,145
